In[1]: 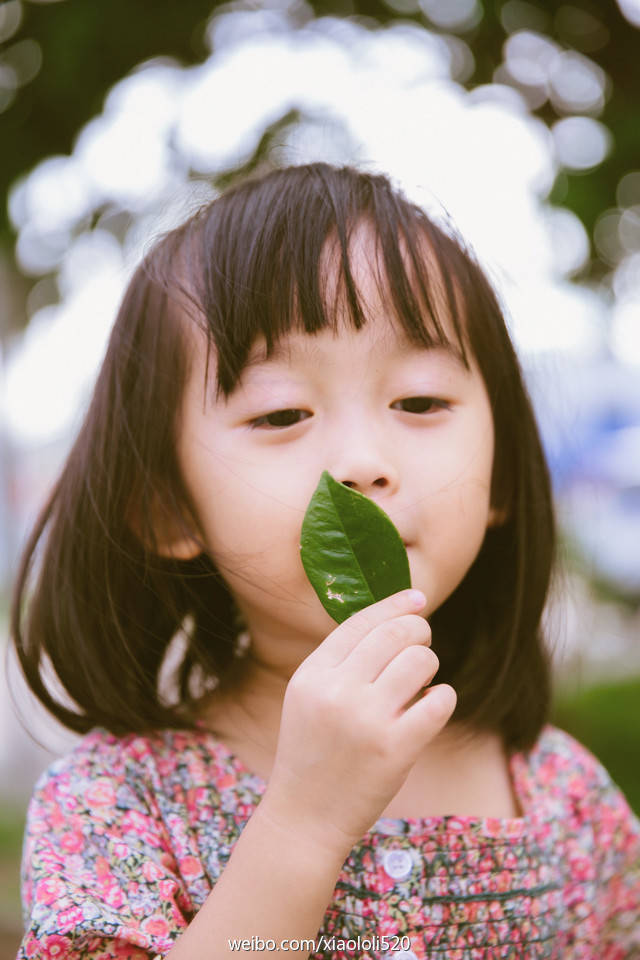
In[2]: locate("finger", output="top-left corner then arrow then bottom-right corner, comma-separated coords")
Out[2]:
395,683 -> 457,742
373,644 -> 440,712
342,614 -> 431,682
309,590 -> 427,668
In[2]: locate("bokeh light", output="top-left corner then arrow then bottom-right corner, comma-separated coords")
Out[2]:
611,295 -> 640,367
594,209 -> 625,266
617,170 -> 640,208
0,0 -> 22,44
500,1 -> 550,35
500,29 -> 609,116
0,36 -> 40,83
4,231 -> 125,442
504,30 -> 558,89
418,0 -> 481,31
616,0 -> 640,28
554,6 -> 609,54
75,63 -> 185,210
2,1 -> 639,613
548,49 -> 608,115
4,8 -> 619,447
552,115 -> 612,171
10,155 -> 94,234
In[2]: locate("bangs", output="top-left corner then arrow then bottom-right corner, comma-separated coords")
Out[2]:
165,166 -> 473,400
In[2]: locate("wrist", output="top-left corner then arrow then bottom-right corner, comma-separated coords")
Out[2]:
254,789 -> 356,867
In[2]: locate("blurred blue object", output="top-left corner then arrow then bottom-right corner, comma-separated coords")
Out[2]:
527,355 -> 640,594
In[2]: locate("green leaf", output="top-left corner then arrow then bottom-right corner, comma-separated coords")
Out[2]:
300,470 -> 411,623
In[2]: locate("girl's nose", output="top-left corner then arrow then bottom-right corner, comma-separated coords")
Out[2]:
340,475 -> 390,491
332,444 -> 400,498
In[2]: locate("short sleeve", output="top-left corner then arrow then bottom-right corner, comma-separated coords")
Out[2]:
18,739 -> 192,959
592,765 -> 640,953
552,728 -> 640,954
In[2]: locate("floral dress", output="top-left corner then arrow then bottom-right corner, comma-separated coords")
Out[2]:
17,724 -> 640,959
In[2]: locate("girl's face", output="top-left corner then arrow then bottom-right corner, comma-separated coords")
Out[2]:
174,239 -> 500,659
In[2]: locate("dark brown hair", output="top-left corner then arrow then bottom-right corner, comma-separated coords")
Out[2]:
9,163 -> 555,749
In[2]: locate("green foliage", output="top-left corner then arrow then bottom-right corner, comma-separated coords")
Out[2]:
0,806 -> 24,860
3,0 -> 640,343
0,807 -> 25,943
0,0 -> 215,248
551,676 -> 640,815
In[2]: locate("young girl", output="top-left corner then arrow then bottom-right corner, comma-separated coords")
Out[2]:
11,163 -> 639,959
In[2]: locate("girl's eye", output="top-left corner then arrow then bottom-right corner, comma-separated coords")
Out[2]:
392,397 -> 450,414
250,409 -> 312,429
249,399 -> 449,428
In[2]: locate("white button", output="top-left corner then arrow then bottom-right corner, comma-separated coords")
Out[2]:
382,848 -> 413,880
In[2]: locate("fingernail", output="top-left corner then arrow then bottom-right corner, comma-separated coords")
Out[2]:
406,590 -> 426,606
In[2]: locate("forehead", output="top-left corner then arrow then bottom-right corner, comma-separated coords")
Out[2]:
241,314 -> 467,376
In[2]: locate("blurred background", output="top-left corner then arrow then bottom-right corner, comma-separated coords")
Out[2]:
0,0 -> 639,954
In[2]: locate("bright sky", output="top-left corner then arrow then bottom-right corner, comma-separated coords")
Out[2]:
2,4 -> 637,446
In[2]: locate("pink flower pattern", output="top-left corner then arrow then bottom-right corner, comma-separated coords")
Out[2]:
17,725 -> 640,958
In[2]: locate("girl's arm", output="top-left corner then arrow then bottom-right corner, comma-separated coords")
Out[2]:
164,801 -> 347,958
165,589 -> 456,959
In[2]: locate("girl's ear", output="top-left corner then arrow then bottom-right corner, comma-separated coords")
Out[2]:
488,504 -> 509,528
127,492 -> 204,560
152,528 -> 204,560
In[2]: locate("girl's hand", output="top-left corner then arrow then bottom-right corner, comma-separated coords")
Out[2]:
258,590 -> 456,859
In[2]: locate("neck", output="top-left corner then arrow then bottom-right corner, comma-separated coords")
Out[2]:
195,636 -> 524,819
198,647 -> 290,754
199,641 -> 483,765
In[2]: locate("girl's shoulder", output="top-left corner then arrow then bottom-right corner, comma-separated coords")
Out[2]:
514,723 -> 639,832
519,723 -> 621,783
20,725 -> 240,955
30,723 -> 258,809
